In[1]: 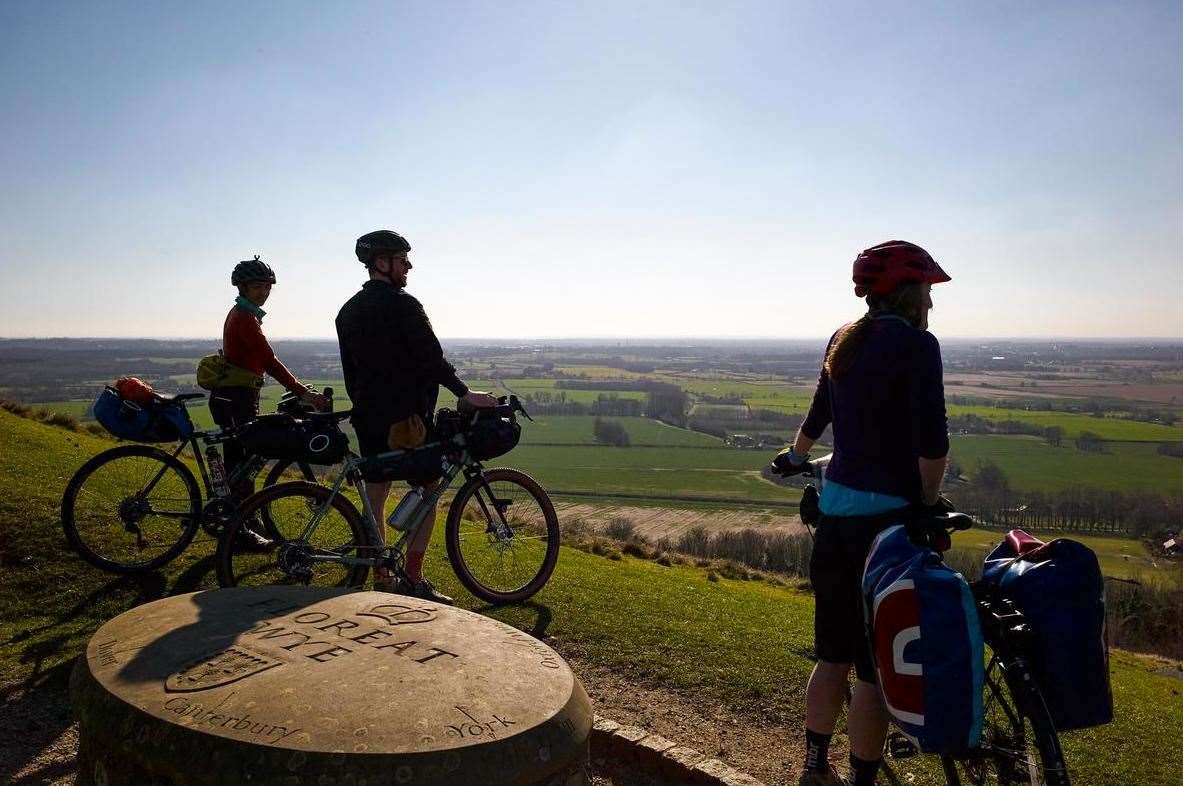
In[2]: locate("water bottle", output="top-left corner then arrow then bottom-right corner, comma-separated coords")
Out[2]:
386,487 -> 425,531
206,446 -> 230,497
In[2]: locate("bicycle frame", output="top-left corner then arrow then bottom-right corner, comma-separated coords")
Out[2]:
294,451 -> 468,570
289,442 -> 515,574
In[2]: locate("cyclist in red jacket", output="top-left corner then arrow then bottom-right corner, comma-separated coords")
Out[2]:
212,256 -> 327,547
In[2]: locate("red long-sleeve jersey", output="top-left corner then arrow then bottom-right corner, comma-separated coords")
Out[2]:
222,304 -> 302,393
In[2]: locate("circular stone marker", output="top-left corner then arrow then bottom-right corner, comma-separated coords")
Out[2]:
71,587 -> 591,786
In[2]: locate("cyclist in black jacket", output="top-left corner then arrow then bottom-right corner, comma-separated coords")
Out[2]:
336,229 -> 497,603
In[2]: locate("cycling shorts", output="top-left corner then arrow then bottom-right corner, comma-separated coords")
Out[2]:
810,512 -> 898,682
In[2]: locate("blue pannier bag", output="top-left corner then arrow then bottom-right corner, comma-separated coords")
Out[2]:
981,531 -> 1112,731
92,387 -> 194,442
863,525 -> 984,754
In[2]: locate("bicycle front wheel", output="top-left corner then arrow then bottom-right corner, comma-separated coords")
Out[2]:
216,481 -> 372,589
941,656 -> 1070,786
445,468 -> 560,604
61,445 -> 201,574
258,459 -> 318,538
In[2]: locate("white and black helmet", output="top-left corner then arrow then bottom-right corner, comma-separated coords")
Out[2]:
355,230 -> 411,266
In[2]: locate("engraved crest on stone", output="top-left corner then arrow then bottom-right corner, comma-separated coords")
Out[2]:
165,645 -> 282,692
356,602 -> 438,626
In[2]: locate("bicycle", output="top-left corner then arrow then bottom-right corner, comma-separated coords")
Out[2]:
61,387 -> 340,574
216,395 -> 560,605
775,455 -> 1073,786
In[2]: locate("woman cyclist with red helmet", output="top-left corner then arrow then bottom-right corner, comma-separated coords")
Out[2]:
781,241 -> 952,786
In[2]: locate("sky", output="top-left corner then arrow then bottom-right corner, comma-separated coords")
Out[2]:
1,1 -> 1181,340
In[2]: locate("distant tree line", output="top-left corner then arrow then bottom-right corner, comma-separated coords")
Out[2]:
946,394 -> 1178,426
947,460 -> 1183,537
1157,443 -> 1183,458
520,392 -> 643,417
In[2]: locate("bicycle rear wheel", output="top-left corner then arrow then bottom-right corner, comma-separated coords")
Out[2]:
941,656 -> 1070,786
445,468 -> 560,604
61,445 -> 201,574
216,481 -> 372,589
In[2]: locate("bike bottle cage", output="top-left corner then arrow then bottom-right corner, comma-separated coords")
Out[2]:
1005,528 -> 1046,558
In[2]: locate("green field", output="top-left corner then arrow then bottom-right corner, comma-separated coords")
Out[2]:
948,404 -> 1183,441
521,414 -> 722,446
949,435 -> 1183,494
507,444 -> 800,502
0,410 -> 1179,784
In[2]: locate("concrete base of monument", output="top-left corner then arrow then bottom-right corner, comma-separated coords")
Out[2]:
70,586 -> 591,786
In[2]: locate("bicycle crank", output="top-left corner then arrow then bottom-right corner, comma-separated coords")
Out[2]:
275,541 -> 314,583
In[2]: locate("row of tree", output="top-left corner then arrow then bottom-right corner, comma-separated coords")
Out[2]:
948,461 -> 1183,536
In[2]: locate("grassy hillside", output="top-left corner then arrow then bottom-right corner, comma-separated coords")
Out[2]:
1,410 -> 1181,784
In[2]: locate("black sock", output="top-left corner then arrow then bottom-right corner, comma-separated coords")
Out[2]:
803,728 -> 832,772
849,754 -> 882,786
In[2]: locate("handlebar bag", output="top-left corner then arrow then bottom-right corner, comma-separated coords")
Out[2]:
237,414 -> 349,466
92,387 -> 194,442
464,407 -> 521,460
863,525 -> 985,754
981,535 -> 1112,731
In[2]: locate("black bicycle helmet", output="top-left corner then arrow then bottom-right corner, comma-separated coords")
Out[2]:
355,230 -> 411,265
231,255 -> 276,286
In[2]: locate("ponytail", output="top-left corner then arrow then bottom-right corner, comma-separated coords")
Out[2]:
824,317 -> 873,378
824,283 -> 931,378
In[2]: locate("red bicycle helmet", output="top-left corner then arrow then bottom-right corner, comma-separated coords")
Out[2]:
852,240 -> 950,297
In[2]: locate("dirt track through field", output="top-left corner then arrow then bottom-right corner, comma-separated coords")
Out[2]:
555,502 -> 806,542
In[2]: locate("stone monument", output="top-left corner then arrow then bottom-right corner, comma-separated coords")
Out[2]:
71,586 -> 591,785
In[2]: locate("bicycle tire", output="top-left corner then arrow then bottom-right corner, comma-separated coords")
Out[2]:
61,444 -> 202,574
216,481 -> 372,589
941,657 -> 1070,786
258,460 -> 318,538
445,468 -> 560,605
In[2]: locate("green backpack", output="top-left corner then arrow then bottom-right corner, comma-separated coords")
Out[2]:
196,351 -> 263,390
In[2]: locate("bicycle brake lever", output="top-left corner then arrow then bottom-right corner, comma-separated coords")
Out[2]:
508,394 -> 534,421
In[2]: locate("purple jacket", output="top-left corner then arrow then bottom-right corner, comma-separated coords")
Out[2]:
801,315 -> 949,502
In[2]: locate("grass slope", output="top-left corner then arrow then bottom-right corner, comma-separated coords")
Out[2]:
0,411 -> 1180,784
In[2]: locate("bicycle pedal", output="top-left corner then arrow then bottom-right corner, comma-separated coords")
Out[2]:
886,732 -> 918,759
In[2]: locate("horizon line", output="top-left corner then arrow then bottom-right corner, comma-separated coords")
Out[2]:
3,334 -> 1183,343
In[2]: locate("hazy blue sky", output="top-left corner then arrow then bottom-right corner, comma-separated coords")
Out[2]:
1,1 -> 1180,339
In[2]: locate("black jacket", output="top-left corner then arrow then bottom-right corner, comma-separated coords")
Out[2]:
335,280 -> 468,424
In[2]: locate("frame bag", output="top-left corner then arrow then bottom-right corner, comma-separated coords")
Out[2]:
237,414 -> 349,466
863,525 -> 985,754
93,386 -> 194,443
981,532 -> 1113,731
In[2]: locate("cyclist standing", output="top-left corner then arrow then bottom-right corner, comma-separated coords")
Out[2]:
335,230 -> 497,603
779,241 -> 951,786
212,256 -> 328,547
